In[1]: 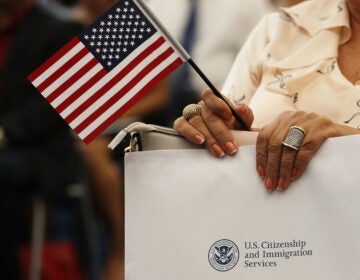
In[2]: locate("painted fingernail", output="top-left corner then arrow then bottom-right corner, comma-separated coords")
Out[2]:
277,177 -> 285,191
194,134 -> 205,144
257,165 -> 265,179
212,144 -> 225,158
265,177 -> 273,192
225,141 -> 237,155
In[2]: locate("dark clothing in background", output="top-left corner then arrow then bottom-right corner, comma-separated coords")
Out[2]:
0,5 -> 82,278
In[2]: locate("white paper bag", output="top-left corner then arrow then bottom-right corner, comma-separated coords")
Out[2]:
125,134 -> 360,279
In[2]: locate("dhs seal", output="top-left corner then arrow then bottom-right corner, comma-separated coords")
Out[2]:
208,239 -> 239,272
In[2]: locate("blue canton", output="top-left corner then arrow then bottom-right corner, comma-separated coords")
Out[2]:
79,0 -> 156,71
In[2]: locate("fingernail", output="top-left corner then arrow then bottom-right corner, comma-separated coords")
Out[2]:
265,177 -> 273,192
277,177 -> 285,191
257,165 -> 265,179
225,141 -> 237,155
194,134 -> 205,144
212,144 -> 225,158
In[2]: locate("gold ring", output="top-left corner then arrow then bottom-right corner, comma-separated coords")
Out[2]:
182,104 -> 202,121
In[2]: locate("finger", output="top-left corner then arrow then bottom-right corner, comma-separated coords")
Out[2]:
264,133 -> 284,192
175,111 -> 229,158
256,123 -> 271,187
256,127 -> 270,182
231,103 -> 254,130
190,113 -> 231,157
200,101 -> 238,155
173,117 -> 205,145
201,89 -> 233,121
291,133 -> 325,180
277,146 -> 297,191
202,89 -> 254,131
256,119 -> 287,192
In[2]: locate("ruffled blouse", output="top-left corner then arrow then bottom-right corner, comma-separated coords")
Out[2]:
222,0 -> 360,129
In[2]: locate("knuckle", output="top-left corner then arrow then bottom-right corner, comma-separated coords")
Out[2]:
201,88 -> 211,99
213,129 -> 232,142
256,131 -> 268,147
256,134 -> 270,163
266,160 -> 278,173
268,141 -> 282,153
307,112 -> 319,120
256,153 -> 267,168
295,110 -> 307,117
198,100 -> 206,108
256,148 -> 267,161
202,109 -> 215,120
294,153 -> 309,170
301,139 -> 318,152
173,117 -> 186,131
280,157 -> 293,173
214,107 -> 230,118
279,111 -> 291,118
188,115 -> 205,127
318,115 -> 332,127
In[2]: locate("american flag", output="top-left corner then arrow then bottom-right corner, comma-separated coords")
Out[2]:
28,0 -> 186,144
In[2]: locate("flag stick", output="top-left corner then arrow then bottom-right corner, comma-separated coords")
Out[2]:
135,0 -> 250,131
188,59 -> 250,131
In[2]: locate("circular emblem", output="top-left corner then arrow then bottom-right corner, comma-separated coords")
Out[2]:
208,239 -> 239,272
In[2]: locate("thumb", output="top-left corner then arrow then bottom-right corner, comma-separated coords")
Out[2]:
231,103 -> 254,130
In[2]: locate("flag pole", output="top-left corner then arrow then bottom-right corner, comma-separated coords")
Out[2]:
134,0 -> 250,131
187,59 -> 250,131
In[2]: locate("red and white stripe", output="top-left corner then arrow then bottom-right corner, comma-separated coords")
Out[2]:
28,33 -> 184,143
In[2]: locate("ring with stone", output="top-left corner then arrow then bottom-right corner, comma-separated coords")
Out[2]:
282,126 -> 306,151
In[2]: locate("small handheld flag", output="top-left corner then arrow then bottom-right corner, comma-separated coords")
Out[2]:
28,0 -> 248,144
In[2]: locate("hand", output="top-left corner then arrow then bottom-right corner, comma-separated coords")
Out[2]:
174,88 -> 254,157
256,110 -> 360,192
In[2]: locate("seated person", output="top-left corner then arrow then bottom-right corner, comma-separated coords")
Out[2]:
174,0 -> 360,192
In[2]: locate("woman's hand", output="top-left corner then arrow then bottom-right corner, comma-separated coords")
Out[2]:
174,88 -> 254,158
256,110 -> 360,192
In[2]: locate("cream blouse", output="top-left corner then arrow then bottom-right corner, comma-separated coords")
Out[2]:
222,0 -> 360,129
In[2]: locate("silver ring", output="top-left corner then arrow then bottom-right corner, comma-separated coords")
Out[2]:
182,104 -> 202,121
282,126 -> 306,151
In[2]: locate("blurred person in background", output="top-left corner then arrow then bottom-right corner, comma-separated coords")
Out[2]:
38,0 -> 76,18
0,0 -> 83,278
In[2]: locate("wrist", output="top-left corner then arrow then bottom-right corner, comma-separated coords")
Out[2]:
335,123 -> 360,137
